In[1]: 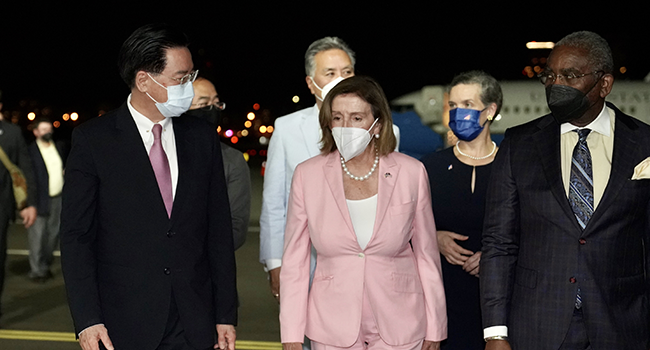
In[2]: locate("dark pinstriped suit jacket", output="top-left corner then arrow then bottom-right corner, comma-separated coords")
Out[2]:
480,103 -> 650,349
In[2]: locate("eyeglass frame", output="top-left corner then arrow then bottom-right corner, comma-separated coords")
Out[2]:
191,100 -> 226,111
150,69 -> 199,86
538,70 -> 603,85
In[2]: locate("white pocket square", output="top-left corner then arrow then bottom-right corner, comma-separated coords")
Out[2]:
632,157 -> 650,180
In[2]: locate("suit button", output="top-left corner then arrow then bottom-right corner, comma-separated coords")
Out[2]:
579,238 -> 586,245
164,268 -> 171,275
570,277 -> 576,284
358,253 -> 365,258
167,231 -> 175,238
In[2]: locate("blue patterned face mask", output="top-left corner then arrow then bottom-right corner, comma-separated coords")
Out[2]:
448,107 -> 487,141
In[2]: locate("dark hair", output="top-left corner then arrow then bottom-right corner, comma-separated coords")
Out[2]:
449,70 -> 503,118
118,23 -> 190,89
319,76 -> 397,156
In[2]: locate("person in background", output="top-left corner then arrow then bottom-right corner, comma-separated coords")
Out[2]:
481,31 -> 650,350
27,118 -> 67,282
0,98 -> 37,320
421,71 -> 502,349
280,76 -> 446,350
186,77 -> 250,250
260,36 -> 357,305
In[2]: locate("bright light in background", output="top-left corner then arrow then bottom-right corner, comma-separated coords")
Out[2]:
217,126 -> 222,133
225,129 -> 234,137
526,41 -> 554,49
53,121 -> 61,128
292,96 -> 300,103
253,103 -> 260,111
259,126 -> 267,133
247,112 -> 255,120
241,129 -> 249,137
259,136 -> 269,145
28,112 -> 36,121
70,112 -> 79,121
62,113 -> 70,121
244,120 -> 252,128
242,152 -> 250,162
231,136 -> 239,144
267,126 -> 274,133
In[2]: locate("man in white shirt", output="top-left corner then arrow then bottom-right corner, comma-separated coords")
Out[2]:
60,23 -> 237,350
27,119 -> 66,282
259,37 -> 357,301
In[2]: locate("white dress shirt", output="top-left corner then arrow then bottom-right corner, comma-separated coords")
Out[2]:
128,95 -> 179,199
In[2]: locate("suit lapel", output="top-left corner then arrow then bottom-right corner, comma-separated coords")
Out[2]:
588,107 -> 639,226
533,116 -> 580,230
301,106 -> 322,158
115,104 -> 170,222
323,152 -> 356,238
372,153 -> 399,240
170,117 -> 192,223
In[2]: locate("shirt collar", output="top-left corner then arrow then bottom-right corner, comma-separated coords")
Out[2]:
127,94 -> 172,133
560,103 -> 610,137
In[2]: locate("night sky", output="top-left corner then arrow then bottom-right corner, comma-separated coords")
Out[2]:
1,3 -> 647,136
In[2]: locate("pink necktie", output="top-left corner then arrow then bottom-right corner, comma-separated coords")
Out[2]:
150,124 -> 173,217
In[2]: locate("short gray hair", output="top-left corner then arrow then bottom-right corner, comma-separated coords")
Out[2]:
304,37 -> 356,77
555,31 -> 614,74
449,70 -> 503,117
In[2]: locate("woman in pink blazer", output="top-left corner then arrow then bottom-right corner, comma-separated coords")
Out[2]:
280,76 -> 447,350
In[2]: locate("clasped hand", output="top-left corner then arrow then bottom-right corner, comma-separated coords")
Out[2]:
436,230 -> 481,277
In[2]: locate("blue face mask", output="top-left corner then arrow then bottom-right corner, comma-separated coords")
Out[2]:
448,107 -> 487,141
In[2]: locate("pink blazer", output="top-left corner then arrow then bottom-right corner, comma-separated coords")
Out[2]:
280,151 -> 447,347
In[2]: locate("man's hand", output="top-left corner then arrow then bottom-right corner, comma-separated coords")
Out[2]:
485,339 -> 511,350
268,267 -> 281,303
283,342 -> 302,350
20,206 -> 37,228
422,340 -> 440,349
436,230 -> 473,265
215,324 -> 236,350
463,251 -> 482,277
78,324 -> 113,350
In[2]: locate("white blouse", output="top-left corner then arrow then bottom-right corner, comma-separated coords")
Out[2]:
346,194 -> 378,250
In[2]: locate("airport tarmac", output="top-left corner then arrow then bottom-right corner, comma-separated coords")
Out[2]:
0,163 -> 282,349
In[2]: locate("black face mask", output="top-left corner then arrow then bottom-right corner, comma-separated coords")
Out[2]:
545,77 -> 601,124
184,106 -> 221,126
41,133 -> 53,142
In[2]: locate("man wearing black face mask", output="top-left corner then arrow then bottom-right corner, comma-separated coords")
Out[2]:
27,118 -> 67,283
481,31 -> 650,350
186,77 -> 250,251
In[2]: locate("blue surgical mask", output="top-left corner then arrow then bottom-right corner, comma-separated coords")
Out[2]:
448,107 -> 487,141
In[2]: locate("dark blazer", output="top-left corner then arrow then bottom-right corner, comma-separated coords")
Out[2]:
60,104 -> 237,350
480,103 -> 650,350
28,140 -> 68,216
0,120 -> 37,216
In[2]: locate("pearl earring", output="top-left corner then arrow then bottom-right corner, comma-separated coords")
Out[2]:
374,134 -> 380,139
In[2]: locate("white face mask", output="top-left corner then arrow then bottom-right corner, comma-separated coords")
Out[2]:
311,76 -> 345,102
146,73 -> 195,117
332,118 -> 379,162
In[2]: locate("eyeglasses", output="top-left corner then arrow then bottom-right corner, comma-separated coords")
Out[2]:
153,70 -> 199,85
538,70 -> 602,85
192,100 -> 226,111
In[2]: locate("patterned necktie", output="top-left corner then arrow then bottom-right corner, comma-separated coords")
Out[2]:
568,129 -> 593,230
569,129 -> 592,309
150,124 -> 173,217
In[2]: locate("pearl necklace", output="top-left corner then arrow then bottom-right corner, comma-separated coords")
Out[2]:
341,148 -> 379,181
456,141 -> 497,160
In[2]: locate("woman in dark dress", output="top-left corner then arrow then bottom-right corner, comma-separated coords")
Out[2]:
421,71 -> 503,350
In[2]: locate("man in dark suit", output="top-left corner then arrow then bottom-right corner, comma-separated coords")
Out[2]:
0,105 -> 38,320
480,31 -> 650,350
60,24 -> 237,350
